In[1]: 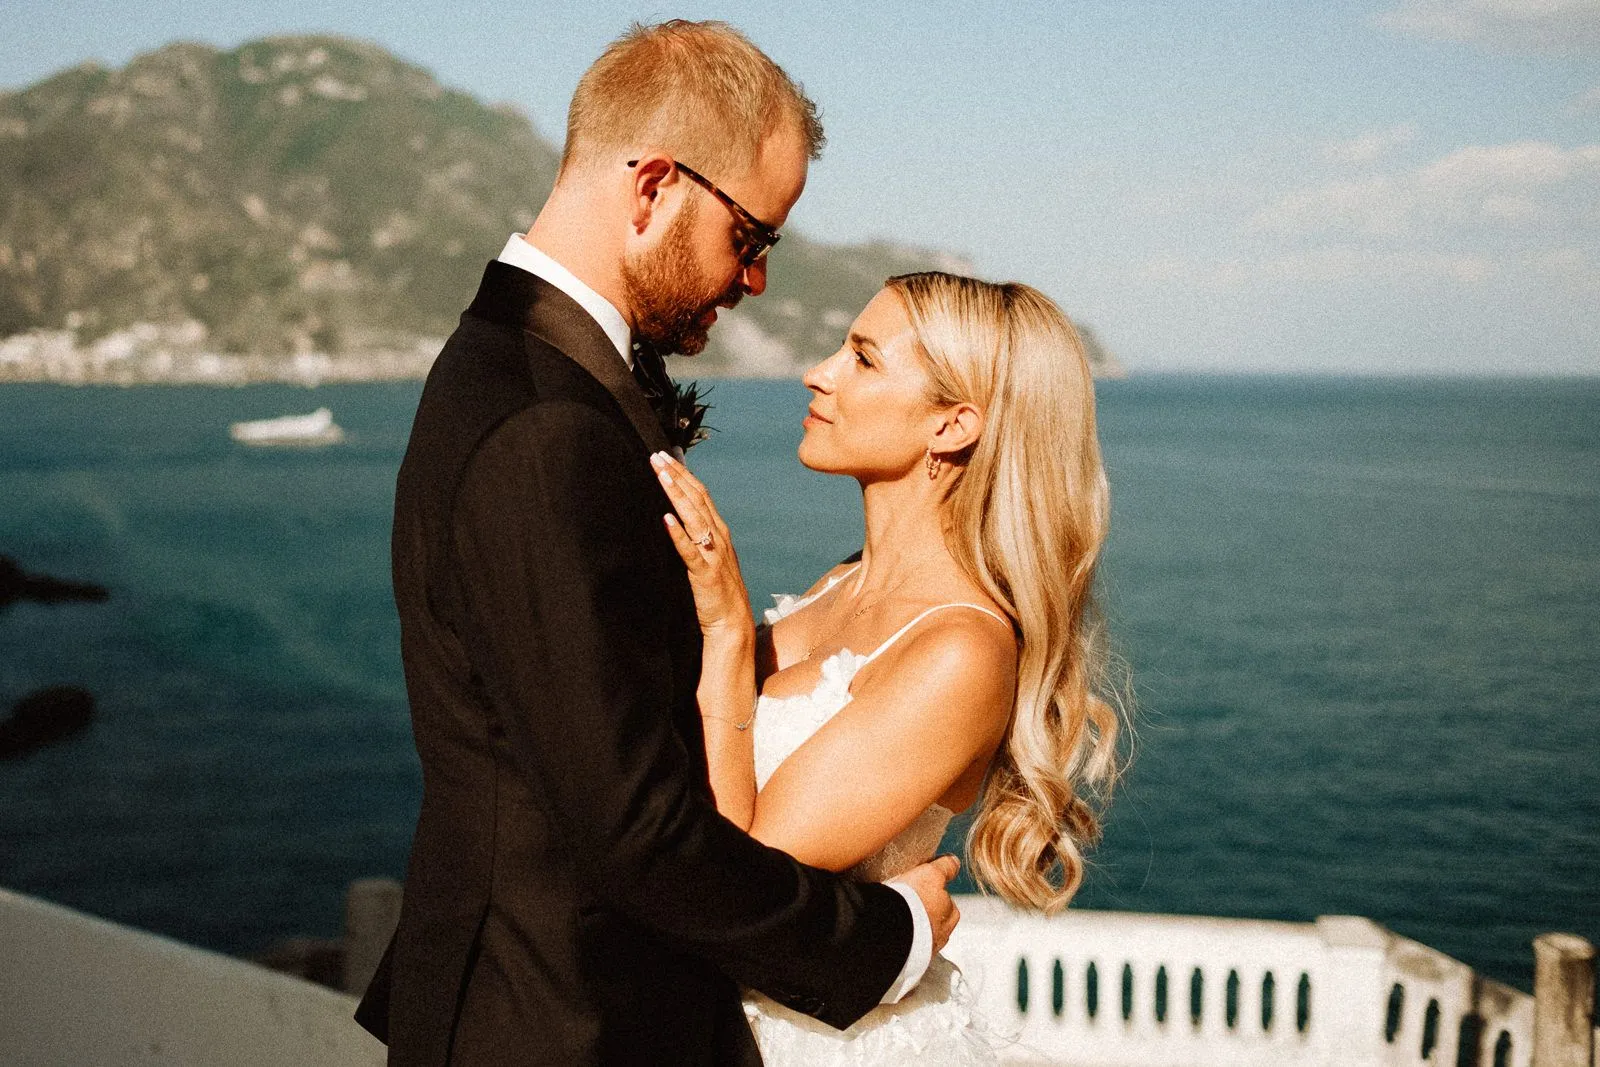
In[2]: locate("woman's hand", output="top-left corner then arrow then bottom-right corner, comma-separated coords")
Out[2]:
654,451 -> 759,825
652,451 -> 753,644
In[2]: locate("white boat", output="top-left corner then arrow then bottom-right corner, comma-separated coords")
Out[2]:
229,407 -> 345,447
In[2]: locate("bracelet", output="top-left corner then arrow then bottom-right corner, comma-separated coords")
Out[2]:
702,698 -> 757,732
702,713 -> 754,731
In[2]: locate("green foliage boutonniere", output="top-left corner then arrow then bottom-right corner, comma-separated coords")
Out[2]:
664,379 -> 713,454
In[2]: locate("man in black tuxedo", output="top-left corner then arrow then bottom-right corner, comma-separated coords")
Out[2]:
355,21 -> 960,1066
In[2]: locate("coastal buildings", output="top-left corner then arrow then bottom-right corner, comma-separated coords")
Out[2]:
0,324 -> 439,386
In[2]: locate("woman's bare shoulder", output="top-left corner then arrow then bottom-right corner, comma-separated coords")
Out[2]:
856,600 -> 1016,720
898,602 -> 1015,678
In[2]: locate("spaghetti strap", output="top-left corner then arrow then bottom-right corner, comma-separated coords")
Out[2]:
858,602 -> 1011,667
776,563 -> 862,615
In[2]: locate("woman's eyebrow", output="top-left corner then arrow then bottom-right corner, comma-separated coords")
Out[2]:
848,332 -> 882,355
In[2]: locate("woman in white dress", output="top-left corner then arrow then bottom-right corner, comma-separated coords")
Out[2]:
650,271 -> 1122,1063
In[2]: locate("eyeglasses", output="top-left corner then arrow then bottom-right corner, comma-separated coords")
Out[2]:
627,159 -> 782,267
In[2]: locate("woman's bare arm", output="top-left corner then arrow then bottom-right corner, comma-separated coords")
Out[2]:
654,450 -> 1014,863
750,614 -> 1015,872
695,628 -> 760,827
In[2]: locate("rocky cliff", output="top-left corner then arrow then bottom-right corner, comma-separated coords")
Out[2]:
0,36 -> 1120,381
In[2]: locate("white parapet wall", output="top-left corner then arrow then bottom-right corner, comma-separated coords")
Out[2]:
0,887 -> 383,1067
1,885 -> 1588,1067
944,897 -> 1547,1067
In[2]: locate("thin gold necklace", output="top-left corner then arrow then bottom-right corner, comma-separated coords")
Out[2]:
801,555 -> 936,662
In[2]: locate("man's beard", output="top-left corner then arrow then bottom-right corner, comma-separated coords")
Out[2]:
621,201 -> 742,356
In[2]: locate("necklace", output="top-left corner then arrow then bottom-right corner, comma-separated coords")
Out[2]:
800,556 -> 936,662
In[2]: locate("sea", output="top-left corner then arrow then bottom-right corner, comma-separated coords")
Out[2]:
0,376 -> 1595,992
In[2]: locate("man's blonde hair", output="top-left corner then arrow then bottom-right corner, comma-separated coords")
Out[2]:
561,20 -> 824,180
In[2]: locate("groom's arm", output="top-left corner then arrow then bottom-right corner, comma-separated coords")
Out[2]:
449,401 -> 915,1029
693,598 -> 935,1004
880,885 -> 933,1001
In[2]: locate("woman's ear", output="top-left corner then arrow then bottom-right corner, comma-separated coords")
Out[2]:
930,402 -> 984,457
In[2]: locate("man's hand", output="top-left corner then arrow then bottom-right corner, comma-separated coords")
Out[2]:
896,854 -> 961,953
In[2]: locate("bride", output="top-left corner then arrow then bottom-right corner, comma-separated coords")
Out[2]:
651,270 -> 1122,1063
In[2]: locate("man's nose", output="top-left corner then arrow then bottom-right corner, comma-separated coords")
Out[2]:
738,257 -> 768,297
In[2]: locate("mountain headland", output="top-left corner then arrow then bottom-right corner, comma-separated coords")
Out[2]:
0,36 -> 1121,382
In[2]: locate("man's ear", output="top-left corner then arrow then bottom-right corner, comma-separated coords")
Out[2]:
930,402 -> 984,457
628,155 -> 676,234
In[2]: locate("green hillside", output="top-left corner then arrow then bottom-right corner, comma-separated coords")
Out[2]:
0,36 -> 1120,380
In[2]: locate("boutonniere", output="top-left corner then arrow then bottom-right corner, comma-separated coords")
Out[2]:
664,378 -> 714,454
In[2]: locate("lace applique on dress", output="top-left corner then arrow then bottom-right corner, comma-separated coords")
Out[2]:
745,954 -> 1001,1067
751,645 -> 954,883
741,577 -> 1007,1065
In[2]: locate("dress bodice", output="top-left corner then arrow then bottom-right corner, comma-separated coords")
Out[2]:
755,568 -> 1006,883
742,569 -> 1011,1065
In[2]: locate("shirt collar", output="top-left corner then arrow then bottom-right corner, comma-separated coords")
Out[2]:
495,234 -> 633,369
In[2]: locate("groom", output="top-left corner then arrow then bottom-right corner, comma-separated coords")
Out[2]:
355,21 -> 960,1066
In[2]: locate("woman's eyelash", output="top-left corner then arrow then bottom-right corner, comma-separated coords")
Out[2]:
853,347 -> 871,367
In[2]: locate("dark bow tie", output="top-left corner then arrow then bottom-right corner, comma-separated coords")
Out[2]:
630,339 -> 713,454
630,340 -> 679,444
630,339 -> 672,402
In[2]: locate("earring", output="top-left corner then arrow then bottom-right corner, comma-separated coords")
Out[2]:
925,448 -> 941,479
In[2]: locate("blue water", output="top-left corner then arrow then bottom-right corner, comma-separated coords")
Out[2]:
0,377 -> 1595,991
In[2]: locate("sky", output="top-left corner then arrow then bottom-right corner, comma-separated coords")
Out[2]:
3,0 -> 1598,374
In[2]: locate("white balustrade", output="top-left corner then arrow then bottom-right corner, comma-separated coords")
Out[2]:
942,897 -> 1564,1067
0,884 -> 1588,1067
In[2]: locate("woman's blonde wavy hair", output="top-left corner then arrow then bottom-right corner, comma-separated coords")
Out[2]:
886,271 -> 1124,914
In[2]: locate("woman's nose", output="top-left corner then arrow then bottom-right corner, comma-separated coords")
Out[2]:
801,352 -> 835,392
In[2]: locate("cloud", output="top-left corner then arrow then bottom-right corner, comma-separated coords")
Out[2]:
1322,124 -> 1419,165
1419,140 -> 1596,190
1252,176 -> 1413,237
1375,0 -> 1600,55
1252,140 -> 1600,238
1478,194 -> 1546,220
1138,248 -> 1497,290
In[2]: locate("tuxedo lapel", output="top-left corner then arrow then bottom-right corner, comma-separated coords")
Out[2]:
524,283 -> 675,456
466,261 -> 671,455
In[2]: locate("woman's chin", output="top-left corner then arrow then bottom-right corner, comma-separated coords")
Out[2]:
795,440 -> 833,474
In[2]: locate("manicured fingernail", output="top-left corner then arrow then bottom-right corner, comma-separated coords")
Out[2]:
650,452 -> 667,468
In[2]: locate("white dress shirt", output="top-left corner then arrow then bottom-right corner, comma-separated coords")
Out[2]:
492,232 -> 935,1005
496,234 -> 632,368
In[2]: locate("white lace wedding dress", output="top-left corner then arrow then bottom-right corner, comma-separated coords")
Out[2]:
741,569 -> 1006,1066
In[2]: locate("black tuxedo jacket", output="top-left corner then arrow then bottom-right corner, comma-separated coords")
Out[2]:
355,262 -> 914,1066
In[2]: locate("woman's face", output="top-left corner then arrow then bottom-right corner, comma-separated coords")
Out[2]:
799,288 -> 938,480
